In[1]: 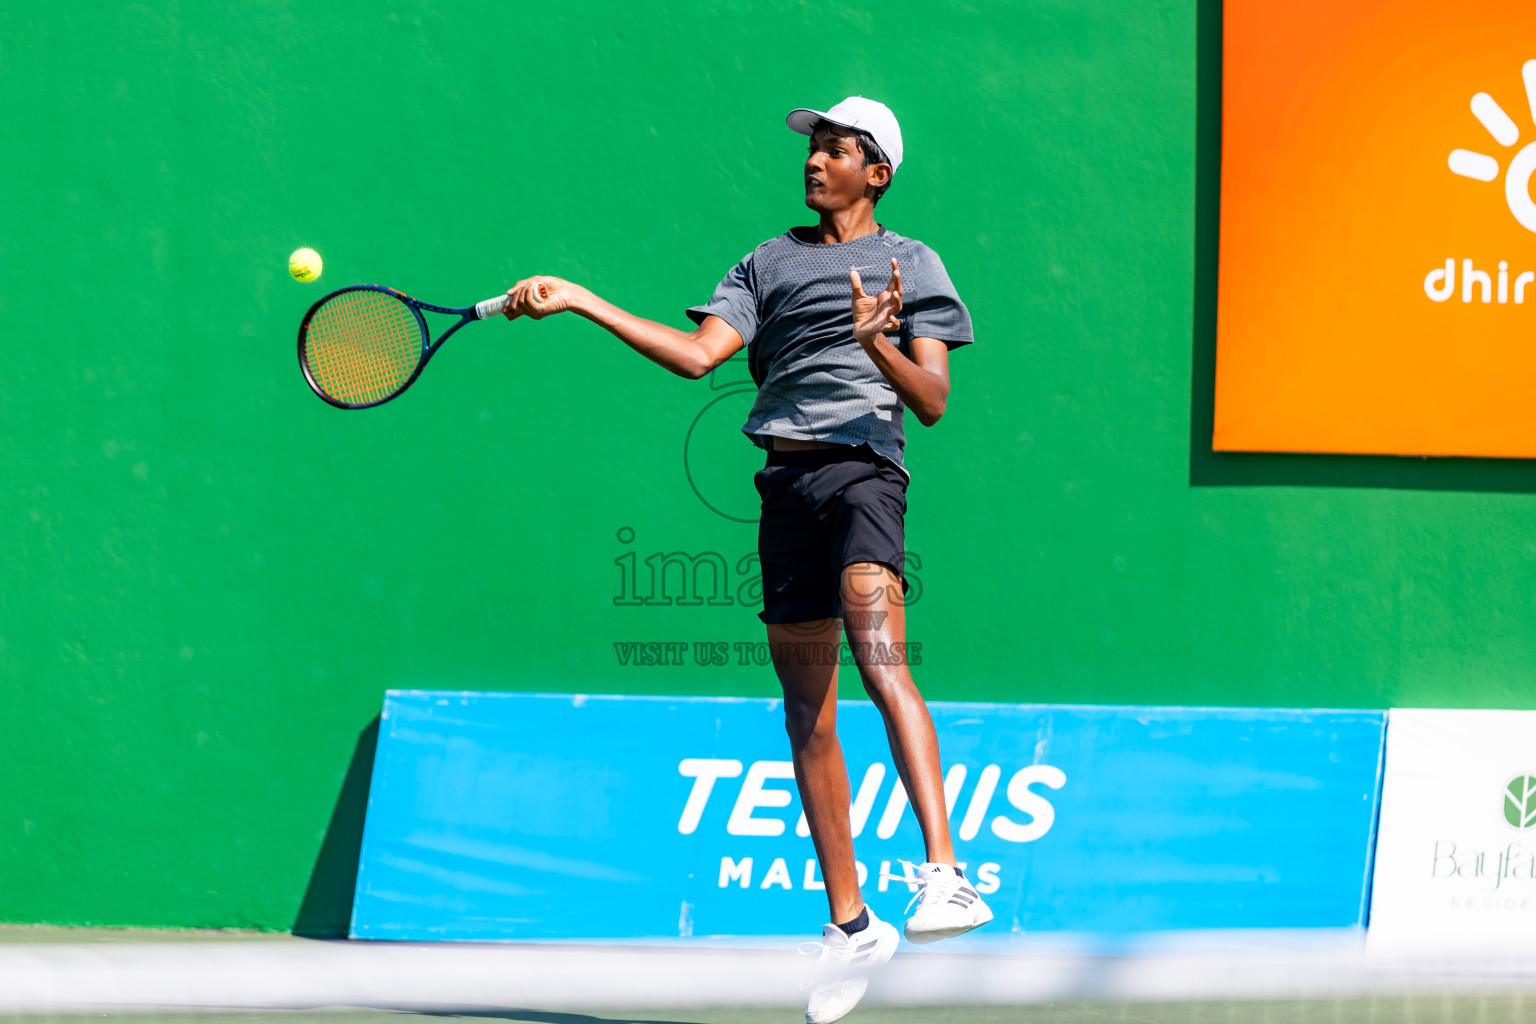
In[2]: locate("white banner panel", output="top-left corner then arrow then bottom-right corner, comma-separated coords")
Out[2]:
1369,709 -> 1536,952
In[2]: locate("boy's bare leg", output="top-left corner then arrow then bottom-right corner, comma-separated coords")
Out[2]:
841,561 -> 956,866
768,617 -> 863,924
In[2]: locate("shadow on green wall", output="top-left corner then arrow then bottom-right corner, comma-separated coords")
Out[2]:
292,716 -> 379,937
1187,0 -> 1536,494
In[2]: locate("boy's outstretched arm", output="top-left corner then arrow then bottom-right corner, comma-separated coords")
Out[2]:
501,275 -> 742,380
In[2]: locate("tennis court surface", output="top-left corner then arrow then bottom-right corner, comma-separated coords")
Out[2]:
4,926 -> 1535,1024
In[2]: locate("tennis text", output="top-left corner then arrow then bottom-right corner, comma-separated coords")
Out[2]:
677,758 -> 1065,844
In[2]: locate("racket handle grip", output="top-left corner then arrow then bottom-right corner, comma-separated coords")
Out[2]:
476,284 -> 550,319
474,295 -> 509,319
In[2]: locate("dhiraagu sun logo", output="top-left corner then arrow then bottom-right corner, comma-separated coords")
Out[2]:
1449,61 -> 1536,232
1426,59 -> 1536,303
1504,774 -> 1536,831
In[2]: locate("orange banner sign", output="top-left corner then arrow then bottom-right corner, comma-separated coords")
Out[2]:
1215,2 -> 1536,456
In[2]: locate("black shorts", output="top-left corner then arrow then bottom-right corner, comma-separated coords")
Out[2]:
753,443 -> 909,624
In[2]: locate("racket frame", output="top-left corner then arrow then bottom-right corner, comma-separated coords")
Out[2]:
297,284 -> 503,409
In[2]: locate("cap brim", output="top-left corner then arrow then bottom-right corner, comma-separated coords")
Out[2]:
786,108 -> 834,136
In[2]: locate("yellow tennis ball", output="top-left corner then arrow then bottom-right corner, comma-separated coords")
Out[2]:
289,247 -> 322,283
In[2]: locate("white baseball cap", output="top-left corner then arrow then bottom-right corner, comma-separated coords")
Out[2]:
786,97 -> 903,173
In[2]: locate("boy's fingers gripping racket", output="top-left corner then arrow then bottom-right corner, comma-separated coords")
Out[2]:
507,280 -> 554,319
298,284 -> 515,409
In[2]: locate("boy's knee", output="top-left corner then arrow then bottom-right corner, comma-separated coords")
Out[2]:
860,669 -> 915,709
860,675 -> 892,708
783,696 -> 827,748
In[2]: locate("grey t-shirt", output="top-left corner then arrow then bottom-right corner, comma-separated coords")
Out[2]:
686,226 -> 973,473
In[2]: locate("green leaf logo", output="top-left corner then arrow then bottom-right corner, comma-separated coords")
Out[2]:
1504,775 -> 1536,830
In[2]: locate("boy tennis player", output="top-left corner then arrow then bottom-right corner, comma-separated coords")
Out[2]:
501,96 -> 985,1023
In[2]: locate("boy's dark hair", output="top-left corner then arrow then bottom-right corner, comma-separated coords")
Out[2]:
809,118 -> 892,205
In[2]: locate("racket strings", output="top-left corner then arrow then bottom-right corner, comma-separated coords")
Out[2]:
303,290 -> 425,405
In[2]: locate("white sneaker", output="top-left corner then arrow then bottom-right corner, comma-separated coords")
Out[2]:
886,861 -> 993,944
802,905 -> 899,1024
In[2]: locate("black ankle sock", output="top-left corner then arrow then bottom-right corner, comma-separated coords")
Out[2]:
836,907 -> 870,936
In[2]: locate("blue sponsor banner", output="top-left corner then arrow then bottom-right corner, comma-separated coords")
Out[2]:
351,692 -> 1386,942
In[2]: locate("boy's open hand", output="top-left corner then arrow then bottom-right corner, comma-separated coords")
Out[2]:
850,257 -> 903,345
503,276 -> 580,320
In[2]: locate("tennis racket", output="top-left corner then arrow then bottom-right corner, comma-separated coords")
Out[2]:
297,282 -> 545,409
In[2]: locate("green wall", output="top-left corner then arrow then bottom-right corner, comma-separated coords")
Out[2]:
2,1 -> 1532,932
